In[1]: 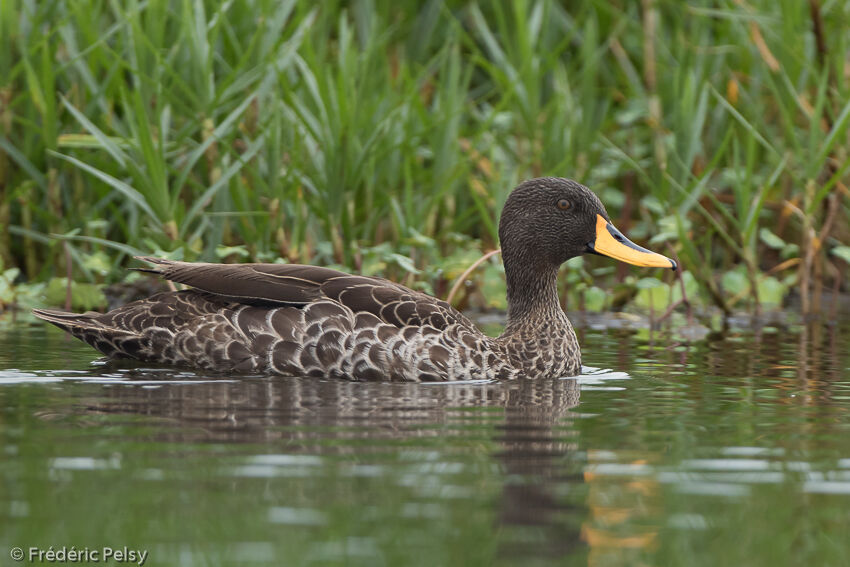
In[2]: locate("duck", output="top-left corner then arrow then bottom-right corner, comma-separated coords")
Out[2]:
33,177 -> 676,381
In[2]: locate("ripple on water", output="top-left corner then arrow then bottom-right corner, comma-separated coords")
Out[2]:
49,456 -> 121,470
584,452 -> 850,508
267,507 -> 327,526
0,367 -> 238,385
3,320 -> 850,566
567,366 -> 631,390
802,481 -> 850,494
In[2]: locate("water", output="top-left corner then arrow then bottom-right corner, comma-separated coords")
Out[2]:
2,318 -> 849,566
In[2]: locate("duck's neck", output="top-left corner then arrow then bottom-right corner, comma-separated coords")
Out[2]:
502,254 -> 567,334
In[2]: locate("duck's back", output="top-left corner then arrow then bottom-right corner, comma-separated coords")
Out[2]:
33,259 -> 514,381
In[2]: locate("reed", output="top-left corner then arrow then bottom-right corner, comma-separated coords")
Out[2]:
1,0 -> 847,316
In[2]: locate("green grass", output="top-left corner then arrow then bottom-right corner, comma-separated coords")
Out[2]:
1,0 -> 848,316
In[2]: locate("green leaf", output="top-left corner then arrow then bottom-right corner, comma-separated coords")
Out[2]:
81,251 -> 113,276
635,277 -> 664,289
3,267 -> 21,281
722,270 -> 750,296
831,246 -> 850,264
388,253 -> 420,275
780,243 -> 799,260
45,279 -> 106,311
50,152 -> 162,226
439,248 -> 488,280
404,228 -> 437,249
759,228 -> 785,250
583,286 -> 607,312
480,263 -> 507,310
676,271 -> 699,302
756,276 -> 786,307
0,268 -> 19,304
651,215 -> 691,245
634,281 -> 672,310
60,97 -> 131,166
182,133 -> 268,234
0,137 -> 48,190
215,246 -> 251,259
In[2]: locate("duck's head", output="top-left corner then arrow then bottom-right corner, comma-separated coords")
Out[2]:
498,177 -> 677,271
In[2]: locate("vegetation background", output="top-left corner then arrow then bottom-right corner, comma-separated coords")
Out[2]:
1,0 -> 848,320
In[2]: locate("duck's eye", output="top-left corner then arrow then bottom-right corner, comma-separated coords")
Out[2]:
557,199 -> 571,211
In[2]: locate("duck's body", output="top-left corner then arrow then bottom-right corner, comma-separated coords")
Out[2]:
35,262 -> 579,380
34,178 -> 675,381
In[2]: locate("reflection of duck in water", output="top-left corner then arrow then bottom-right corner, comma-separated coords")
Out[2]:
34,178 -> 675,381
77,371 -> 586,562
83,372 -> 580,442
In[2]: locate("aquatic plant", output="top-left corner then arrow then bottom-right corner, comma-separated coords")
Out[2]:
1,0 -> 847,317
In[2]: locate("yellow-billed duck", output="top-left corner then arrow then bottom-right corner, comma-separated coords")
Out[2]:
33,177 -> 676,381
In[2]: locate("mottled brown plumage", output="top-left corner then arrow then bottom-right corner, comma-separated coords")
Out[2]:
33,178 -> 676,381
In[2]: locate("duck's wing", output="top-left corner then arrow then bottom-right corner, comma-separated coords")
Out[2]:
134,256 -> 477,331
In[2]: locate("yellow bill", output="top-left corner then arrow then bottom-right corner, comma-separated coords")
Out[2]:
587,214 -> 677,270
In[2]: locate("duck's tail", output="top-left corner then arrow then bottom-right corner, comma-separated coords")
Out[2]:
31,308 -> 103,333
31,308 -> 140,359
128,255 -> 171,276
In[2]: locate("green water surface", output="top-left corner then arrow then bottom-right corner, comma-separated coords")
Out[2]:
1,318 -> 849,567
